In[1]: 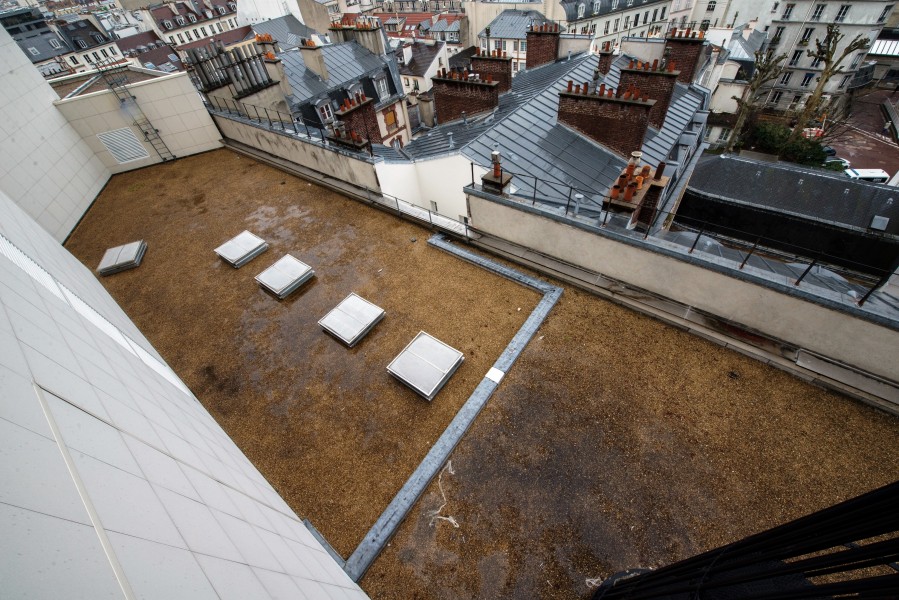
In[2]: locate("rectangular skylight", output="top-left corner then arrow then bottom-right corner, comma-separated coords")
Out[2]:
387,331 -> 464,401
318,293 -> 385,347
254,254 -> 314,299
214,231 -> 268,268
96,240 -> 147,276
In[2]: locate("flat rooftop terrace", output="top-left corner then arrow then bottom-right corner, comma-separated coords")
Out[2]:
66,149 -> 899,599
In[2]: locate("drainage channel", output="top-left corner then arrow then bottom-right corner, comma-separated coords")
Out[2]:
313,233 -> 564,582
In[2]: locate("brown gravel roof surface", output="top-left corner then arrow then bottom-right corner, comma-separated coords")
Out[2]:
63,148 -> 539,558
64,148 -> 899,599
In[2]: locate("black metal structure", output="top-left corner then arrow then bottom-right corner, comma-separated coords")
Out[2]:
593,481 -> 899,600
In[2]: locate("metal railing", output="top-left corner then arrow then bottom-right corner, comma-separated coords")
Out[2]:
205,95 -> 328,140
467,167 -> 895,310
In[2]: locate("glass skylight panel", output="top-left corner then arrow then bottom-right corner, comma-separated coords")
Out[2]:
387,331 -> 464,401
214,231 -> 268,268
96,240 -> 147,276
318,293 -> 385,347
254,254 -> 314,299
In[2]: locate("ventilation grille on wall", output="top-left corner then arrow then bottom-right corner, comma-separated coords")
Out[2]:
96,128 -> 150,163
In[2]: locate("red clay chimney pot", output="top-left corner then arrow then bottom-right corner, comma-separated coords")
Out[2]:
567,80 -> 573,92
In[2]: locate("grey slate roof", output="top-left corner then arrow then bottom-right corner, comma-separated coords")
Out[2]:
404,53 -> 707,206
478,9 -> 548,40
560,0 -> 666,23
448,45 -> 477,69
280,41 -> 390,103
15,31 -> 70,63
399,41 -> 443,78
251,15 -> 318,50
688,155 -> 899,237
429,18 -> 460,33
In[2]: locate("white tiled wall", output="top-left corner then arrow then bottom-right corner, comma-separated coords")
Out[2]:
0,28 -> 110,242
54,71 -> 223,173
0,188 -> 369,600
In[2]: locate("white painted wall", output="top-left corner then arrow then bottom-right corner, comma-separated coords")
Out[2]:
0,27 -> 110,241
237,0 -> 306,25
0,186 -> 371,600
376,154 -> 486,222
54,70 -> 223,173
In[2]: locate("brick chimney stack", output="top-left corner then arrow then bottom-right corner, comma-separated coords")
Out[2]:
298,37 -> 328,81
470,48 -> 513,93
596,45 -> 615,76
664,27 -> 706,84
557,81 -> 655,158
334,92 -> 383,144
431,68 -> 500,124
618,59 -> 680,130
525,22 -> 560,70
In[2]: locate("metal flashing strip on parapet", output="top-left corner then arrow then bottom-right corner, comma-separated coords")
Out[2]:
341,233 -> 562,581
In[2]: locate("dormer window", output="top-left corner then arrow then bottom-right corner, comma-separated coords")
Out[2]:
164,19 -> 173,29
317,99 -> 334,123
188,13 -> 197,23
92,33 -> 104,43
77,39 -> 88,48
374,76 -> 389,101
49,38 -> 61,49
228,2 -> 236,10
577,3 -> 585,18
176,16 -> 185,25
217,6 -> 226,14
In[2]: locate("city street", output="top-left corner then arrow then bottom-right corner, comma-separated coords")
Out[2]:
828,88 -> 899,177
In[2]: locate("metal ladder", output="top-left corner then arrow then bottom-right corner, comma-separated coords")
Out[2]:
96,59 -> 175,162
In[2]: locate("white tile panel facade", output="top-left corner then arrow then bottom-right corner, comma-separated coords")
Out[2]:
0,28 -> 110,242
0,188 -> 369,599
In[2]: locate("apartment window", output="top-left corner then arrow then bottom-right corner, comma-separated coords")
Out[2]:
520,40 -> 526,51
216,23 -> 223,32
49,38 -> 61,49
93,51 -> 100,61
578,3 -> 585,18
403,77 -> 409,86
811,4 -> 824,20
801,27 -> 814,42
790,50 -> 802,65
169,35 -> 175,43
185,30 -> 193,41
69,55 -> 79,64
644,10 -> 649,23
782,3 -> 794,19
77,39 -> 88,49
811,56 -> 822,68
512,60 -> 518,72
494,40 -> 505,51
375,76 -> 390,100
879,5 -> 893,23
92,33 -> 104,43
838,74 -> 850,88
193,29 -> 199,37
581,25 -> 588,33
177,33 -> 185,43
613,18 -> 620,32
593,0 -> 600,12
201,26 -> 208,36
788,94 -> 802,109
800,72 -> 814,87
604,21 -> 610,34
85,53 -> 94,62
228,2 -> 236,10
590,23 -> 596,34
835,5 -> 849,22
718,127 -> 731,141
176,16 -> 185,25
513,40 -> 519,51
700,19 -> 710,30
164,20 -> 173,29
779,71 -> 792,85
706,1 -> 716,12
384,109 -> 398,131
318,101 -> 333,122
772,26 -> 785,42
101,48 -> 108,58
660,6 -> 666,19
850,54 -> 861,69
771,2 -> 779,11
110,46 -> 117,55
770,90 -> 782,104
188,13 -> 197,22
624,16 -> 630,29
218,5 -> 226,14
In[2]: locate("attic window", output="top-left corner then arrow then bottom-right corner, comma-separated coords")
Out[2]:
228,2 -> 236,10
217,6 -> 226,14
176,16 -> 185,25
374,76 -> 390,101
577,3 -> 585,18
164,19 -> 173,29
77,39 -> 88,48
92,33 -> 104,43
49,38 -> 61,49
188,13 -> 197,23
28,47 -> 39,55
317,99 -> 334,122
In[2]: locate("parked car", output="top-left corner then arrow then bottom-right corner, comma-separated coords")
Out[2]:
823,157 -> 850,169
822,145 -> 837,157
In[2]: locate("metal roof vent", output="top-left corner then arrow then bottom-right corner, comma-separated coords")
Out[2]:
870,215 -> 890,231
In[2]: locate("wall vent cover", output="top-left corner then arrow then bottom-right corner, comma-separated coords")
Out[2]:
97,128 -> 150,163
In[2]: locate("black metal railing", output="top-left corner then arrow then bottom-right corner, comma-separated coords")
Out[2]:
593,481 -> 899,599
467,165 -> 895,308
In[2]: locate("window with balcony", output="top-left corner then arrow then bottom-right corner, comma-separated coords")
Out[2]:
790,50 -> 802,65
707,0 -> 715,11
879,5 -> 893,23
604,21 -> 610,34
779,71 -> 792,85
800,72 -> 814,87
835,5 -> 849,22
811,4 -> 824,20
613,17 -> 619,31
771,26 -> 785,44
624,16 -> 630,28
782,3 -> 794,19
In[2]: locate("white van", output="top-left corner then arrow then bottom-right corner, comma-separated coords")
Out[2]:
844,168 -> 890,183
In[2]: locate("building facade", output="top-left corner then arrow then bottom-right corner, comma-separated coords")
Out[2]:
560,0 -> 670,49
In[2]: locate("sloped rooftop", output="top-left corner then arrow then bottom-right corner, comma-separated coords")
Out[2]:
689,154 -> 899,237
478,9 -> 547,39
251,14 -> 319,50
280,41 -> 389,103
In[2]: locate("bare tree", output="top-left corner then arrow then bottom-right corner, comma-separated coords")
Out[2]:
786,24 -> 870,145
725,47 -> 787,152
